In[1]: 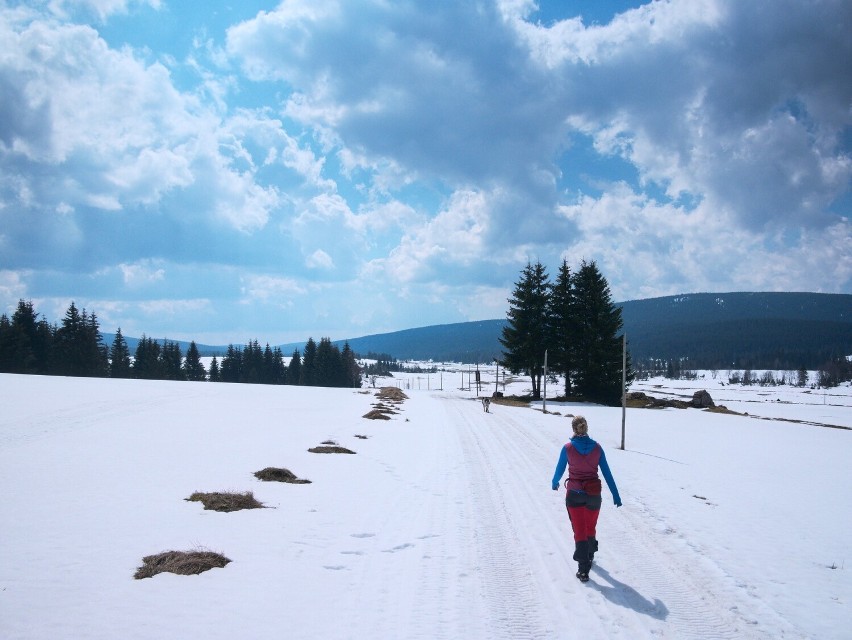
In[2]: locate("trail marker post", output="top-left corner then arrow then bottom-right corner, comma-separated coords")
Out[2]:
620,333 -> 626,450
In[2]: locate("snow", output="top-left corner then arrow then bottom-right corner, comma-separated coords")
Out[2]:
1,370 -> 850,639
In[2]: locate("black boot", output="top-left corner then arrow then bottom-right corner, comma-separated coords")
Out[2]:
588,536 -> 598,565
573,540 -> 591,576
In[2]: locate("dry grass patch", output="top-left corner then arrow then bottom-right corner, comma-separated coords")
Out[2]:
377,387 -> 408,402
254,467 -> 311,484
491,395 -> 530,407
363,409 -> 392,420
354,434 -> 369,439
186,491 -> 265,512
309,445 -> 356,454
134,549 -> 231,579
705,405 -> 741,415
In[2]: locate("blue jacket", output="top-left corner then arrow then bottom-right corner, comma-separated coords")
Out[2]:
552,435 -> 622,507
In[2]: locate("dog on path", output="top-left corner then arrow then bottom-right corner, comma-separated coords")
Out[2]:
481,397 -> 491,413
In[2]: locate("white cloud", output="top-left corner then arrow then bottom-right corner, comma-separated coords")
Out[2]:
368,189 -> 490,285
0,270 -> 28,308
240,274 -> 306,303
46,0 -> 161,22
119,261 -> 165,286
306,249 -> 334,270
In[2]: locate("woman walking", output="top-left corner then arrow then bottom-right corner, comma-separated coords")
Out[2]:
551,415 -> 622,582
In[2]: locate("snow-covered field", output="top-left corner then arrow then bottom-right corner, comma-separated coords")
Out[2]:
1,369 -> 850,639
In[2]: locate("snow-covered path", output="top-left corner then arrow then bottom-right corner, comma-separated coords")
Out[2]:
1,374 -> 846,638
432,395 -> 804,639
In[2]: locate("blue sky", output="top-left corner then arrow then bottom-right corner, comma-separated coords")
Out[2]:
1,0 -> 850,345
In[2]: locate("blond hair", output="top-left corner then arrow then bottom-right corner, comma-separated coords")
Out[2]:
572,415 -> 588,436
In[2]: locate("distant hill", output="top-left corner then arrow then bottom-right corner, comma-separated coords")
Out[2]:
107,292 -> 852,369
618,292 -> 851,369
331,292 -> 852,368
101,335 -> 228,358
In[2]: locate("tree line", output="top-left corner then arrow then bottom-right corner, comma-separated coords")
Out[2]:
500,259 -> 632,406
0,300 -> 361,388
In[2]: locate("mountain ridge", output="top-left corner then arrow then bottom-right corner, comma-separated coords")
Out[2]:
105,292 -> 852,369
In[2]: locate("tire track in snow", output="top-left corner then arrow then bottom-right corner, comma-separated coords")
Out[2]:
448,399 -> 548,640
441,396 -> 804,639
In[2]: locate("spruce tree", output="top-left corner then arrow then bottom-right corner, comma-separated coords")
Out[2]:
10,300 -> 37,373
160,340 -> 184,380
499,261 -> 551,399
0,314 -> 13,372
183,341 -> 206,381
341,342 -> 361,388
300,338 -> 317,386
286,349 -> 301,385
208,356 -> 221,382
132,336 -> 163,379
109,328 -> 132,378
548,259 -> 577,396
220,345 -> 242,382
315,337 -> 342,387
53,302 -> 107,377
271,346 -> 287,384
572,260 -> 632,405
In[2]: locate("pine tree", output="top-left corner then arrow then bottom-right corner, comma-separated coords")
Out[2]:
499,261 -> 551,399
572,260 -> 632,405
109,328 -> 132,378
183,341 -> 206,381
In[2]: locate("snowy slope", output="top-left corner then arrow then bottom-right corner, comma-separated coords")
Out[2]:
0,373 -> 849,639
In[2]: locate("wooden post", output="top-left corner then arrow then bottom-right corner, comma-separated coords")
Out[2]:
494,359 -> 499,394
620,333 -> 626,450
543,349 -> 548,414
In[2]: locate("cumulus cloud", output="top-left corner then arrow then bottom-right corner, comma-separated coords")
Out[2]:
1,0 -> 849,344
306,249 -> 334,270
46,0 -> 162,22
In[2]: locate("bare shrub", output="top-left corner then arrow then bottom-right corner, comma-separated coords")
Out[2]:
134,549 -> 230,579
254,467 -> 311,484
186,491 -> 265,512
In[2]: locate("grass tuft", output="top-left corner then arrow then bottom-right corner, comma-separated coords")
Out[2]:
134,549 -> 230,579
254,467 -> 311,484
308,445 -> 356,454
186,491 -> 265,512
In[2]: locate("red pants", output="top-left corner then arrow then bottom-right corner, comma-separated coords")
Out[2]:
566,491 -> 602,542
568,504 -> 600,541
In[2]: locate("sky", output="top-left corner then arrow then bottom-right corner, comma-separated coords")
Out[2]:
1,0 -> 850,345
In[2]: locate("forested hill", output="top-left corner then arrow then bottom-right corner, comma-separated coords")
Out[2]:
330,292 -> 852,368
618,292 -> 851,369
